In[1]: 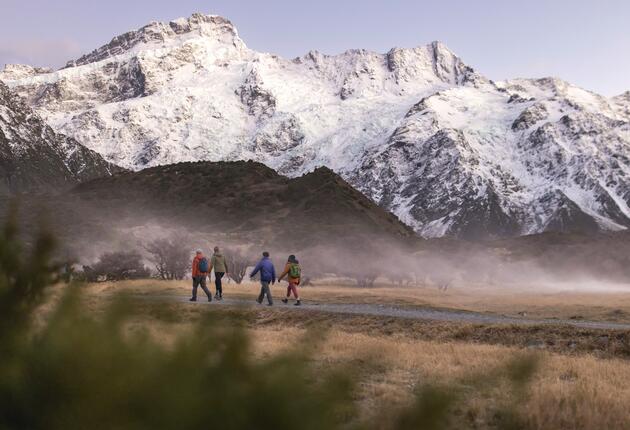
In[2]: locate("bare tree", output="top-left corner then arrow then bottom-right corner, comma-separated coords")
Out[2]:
355,274 -> 377,288
224,248 -> 250,284
145,237 -> 190,280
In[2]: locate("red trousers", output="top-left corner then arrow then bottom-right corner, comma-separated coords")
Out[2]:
286,281 -> 299,298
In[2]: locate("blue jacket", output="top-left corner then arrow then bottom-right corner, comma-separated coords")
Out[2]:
250,257 -> 276,283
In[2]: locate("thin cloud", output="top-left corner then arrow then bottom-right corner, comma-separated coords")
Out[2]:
0,38 -> 83,70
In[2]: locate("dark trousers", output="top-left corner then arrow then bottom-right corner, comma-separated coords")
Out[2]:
215,272 -> 225,296
257,281 -> 273,305
192,276 -> 211,299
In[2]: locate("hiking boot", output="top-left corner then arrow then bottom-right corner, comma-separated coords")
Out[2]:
214,293 -> 220,300
189,298 -> 197,302
281,298 -> 288,304
256,299 -> 262,304
294,300 -> 301,306
267,303 -> 273,306
208,297 -> 212,302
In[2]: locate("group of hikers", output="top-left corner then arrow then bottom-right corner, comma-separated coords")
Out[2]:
190,248 -> 302,306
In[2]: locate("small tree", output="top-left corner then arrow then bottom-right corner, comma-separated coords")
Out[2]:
84,250 -> 150,282
225,248 -> 250,284
145,237 -> 190,280
355,274 -> 377,288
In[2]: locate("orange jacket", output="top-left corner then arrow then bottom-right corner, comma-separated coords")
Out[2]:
192,255 -> 207,277
279,263 -> 300,284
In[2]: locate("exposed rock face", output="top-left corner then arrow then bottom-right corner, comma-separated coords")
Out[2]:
237,69 -> 277,119
0,82 -> 120,195
512,103 -> 548,131
2,13 -> 630,238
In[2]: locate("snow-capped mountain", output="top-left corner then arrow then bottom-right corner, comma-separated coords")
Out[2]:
2,13 -> 629,238
0,81 -> 120,195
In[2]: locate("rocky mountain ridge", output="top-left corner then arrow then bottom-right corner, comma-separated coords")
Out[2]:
0,81 -> 120,195
2,13 -> 629,238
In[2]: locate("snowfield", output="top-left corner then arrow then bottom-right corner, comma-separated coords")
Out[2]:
2,13 -> 630,238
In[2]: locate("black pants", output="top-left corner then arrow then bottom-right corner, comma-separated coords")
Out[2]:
215,272 -> 225,296
192,276 -> 211,300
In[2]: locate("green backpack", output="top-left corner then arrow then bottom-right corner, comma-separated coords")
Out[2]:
289,263 -> 301,278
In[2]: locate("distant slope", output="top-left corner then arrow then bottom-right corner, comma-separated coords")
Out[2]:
4,161 -> 415,256
0,82 -> 120,195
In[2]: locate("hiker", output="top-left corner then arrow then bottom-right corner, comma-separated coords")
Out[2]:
190,249 -> 212,302
250,251 -> 276,306
210,246 -> 229,301
279,254 -> 302,306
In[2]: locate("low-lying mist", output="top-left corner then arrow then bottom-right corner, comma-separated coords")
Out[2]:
4,196 -> 630,292
52,217 -> 630,293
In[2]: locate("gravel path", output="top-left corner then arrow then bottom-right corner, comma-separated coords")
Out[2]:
147,295 -> 630,331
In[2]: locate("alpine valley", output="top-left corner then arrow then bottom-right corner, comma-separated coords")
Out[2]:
2,13 -> 630,239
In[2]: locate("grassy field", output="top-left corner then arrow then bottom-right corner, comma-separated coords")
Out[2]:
38,279 -> 630,429
88,278 -> 630,322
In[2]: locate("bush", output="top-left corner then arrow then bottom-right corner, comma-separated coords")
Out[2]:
145,237 -> 190,280
83,250 -> 150,282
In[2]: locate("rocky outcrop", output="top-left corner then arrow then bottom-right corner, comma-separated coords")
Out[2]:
237,69 -> 276,119
0,82 -> 120,195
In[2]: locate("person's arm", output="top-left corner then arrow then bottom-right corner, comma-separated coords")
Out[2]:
271,265 -> 276,284
278,263 -> 289,281
192,258 -> 197,276
224,257 -> 229,275
250,260 -> 261,278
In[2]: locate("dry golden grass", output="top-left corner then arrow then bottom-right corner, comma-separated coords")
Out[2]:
92,278 -> 630,323
250,327 -> 630,429
38,280 -> 630,429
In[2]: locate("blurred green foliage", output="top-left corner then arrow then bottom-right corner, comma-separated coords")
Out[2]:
0,207 -> 538,430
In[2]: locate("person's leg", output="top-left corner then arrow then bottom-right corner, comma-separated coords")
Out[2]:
215,272 -> 224,298
282,284 -> 290,303
291,281 -> 301,305
200,276 -> 212,301
263,281 -> 273,305
191,277 -> 199,300
257,282 -> 265,304
289,282 -> 299,299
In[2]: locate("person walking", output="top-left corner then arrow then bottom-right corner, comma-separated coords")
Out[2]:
190,249 -> 212,302
210,246 -> 229,301
279,254 -> 302,306
250,251 -> 276,306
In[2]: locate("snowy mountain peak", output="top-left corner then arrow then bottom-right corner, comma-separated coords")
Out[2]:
65,13 -> 244,68
0,64 -> 52,80
2,14 -> 630,238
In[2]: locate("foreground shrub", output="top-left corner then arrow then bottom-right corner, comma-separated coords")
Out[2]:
0,209 -> 539,430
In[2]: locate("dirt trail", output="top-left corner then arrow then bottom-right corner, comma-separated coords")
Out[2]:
149,295 -> 630,331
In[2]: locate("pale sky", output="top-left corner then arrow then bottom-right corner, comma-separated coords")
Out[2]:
1,0 -> 629,96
